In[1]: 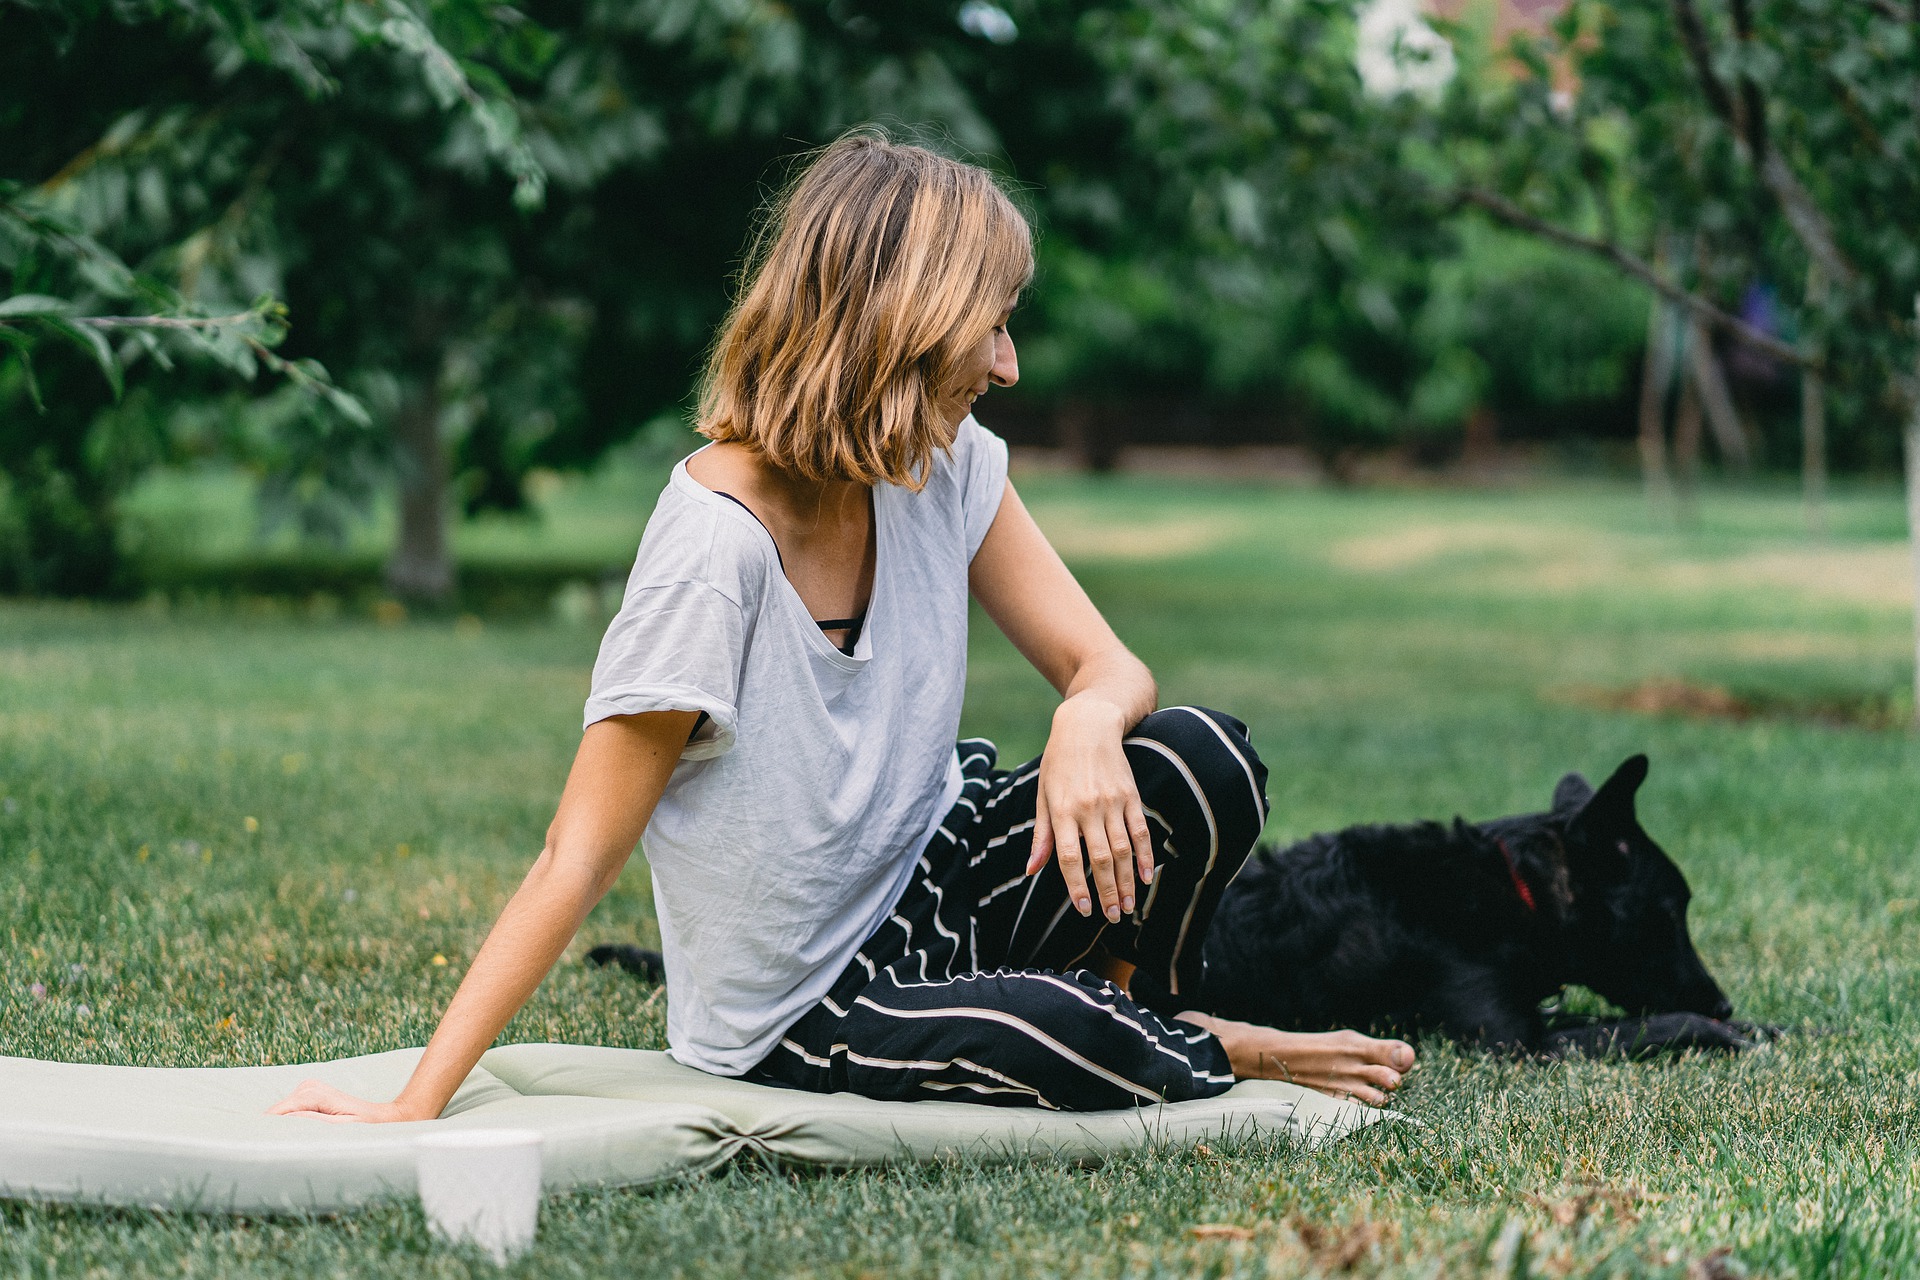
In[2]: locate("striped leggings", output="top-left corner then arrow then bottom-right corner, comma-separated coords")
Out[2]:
747,706 -> 1270,1111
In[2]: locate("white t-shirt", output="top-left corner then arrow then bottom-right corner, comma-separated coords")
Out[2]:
584,416 -> 1010,1075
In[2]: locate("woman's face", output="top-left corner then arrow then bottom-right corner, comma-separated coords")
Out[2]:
946,298 -> 1020,428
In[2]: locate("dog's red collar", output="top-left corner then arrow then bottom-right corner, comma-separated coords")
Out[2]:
1498,839 -> 1538,913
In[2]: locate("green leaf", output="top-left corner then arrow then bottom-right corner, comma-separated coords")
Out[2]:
44,319 -> 124,400
0,327 -> 45,412
0,294 -> 77,318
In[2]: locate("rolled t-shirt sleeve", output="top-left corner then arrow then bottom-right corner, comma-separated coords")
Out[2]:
956,415 -> 1010,561
584,579 -> 746,760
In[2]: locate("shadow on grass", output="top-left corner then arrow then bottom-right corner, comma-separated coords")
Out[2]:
1555,677 -> 1915,732
140,554 -> 629,619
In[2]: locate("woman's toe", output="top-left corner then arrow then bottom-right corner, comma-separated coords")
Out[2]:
1359,1064 -> 1403,1091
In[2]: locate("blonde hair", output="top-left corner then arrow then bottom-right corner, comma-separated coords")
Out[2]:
695,130 -> 1034,489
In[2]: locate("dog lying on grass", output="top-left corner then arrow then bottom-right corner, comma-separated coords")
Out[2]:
594,754 -> 1770,1060
1197,754 -> 1772,1058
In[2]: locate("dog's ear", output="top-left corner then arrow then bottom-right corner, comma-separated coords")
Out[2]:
1565,755 -> 1649,863
1552,772 -> 1595,814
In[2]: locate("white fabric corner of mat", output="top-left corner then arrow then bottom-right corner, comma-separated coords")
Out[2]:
477,1044 -> 1394,1167
0,1050 -> 739,1214
0,1044 -> 1394,1215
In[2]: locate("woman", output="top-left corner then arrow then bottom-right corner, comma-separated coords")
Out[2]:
271,132 -> 1412,1121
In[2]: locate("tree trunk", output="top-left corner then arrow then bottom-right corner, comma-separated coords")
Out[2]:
1801,359 -> 1829,538
1907,299 -> 1920,731
1638,292 -> 1678,511
1674,374 -> 1703,525
1801,262 -> 1829,537
1056,399 -> 1120,473
385,377 -> 454,603
1685,317 -> 1752,472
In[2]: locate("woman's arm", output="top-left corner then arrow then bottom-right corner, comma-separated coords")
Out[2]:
268,709 -> 698,1122
968,479 -> 1158,924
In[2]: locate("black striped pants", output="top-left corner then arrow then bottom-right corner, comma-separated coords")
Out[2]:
747,706 -> 1270,1111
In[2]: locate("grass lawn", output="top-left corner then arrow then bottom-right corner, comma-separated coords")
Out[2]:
3,466 -> 1918,1277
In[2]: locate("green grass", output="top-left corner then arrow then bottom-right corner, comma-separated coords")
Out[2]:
4,468 -> 1919,1277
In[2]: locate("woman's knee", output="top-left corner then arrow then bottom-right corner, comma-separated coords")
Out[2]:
1128,706 -> 1269,821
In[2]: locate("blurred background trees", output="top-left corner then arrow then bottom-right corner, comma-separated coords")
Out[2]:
3,0 -> 1916,602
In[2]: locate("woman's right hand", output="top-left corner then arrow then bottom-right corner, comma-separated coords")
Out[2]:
267,1078 -> 429,1124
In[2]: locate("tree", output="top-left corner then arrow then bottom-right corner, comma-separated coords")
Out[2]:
1431,0 -> 1920,722
1,0 -> 564,595
4,0 -> 1023,600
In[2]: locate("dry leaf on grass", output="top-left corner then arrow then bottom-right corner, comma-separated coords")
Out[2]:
1187,1224 -> 1256,1241
1290,1216 -> 1393,1271
1524,1181 -> 1660,1227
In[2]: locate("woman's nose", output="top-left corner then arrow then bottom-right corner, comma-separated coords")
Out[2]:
990,331 -> 1019,388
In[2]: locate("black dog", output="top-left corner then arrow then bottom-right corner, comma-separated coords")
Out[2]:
1196,754 -> 1767,1057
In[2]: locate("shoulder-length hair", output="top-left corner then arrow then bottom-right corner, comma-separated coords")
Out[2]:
695,130 -> 1033,490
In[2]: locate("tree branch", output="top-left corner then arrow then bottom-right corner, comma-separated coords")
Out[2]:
1726,0 -> 1771,156
1456,188 -> 1813,369
1668,0 -> 1740,128
1668,0 -> 1857,287
70,311 -> 264,331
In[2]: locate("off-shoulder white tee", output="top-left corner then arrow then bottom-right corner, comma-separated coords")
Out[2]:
584,416 -> 1010,1074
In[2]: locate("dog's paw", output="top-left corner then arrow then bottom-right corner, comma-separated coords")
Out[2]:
1541,1013 -> 1763,1060
1725,1019 -> 1788,1042
586,944 -> 666,984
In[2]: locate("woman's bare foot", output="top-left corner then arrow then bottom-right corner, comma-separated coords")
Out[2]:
1177,1011 -> 1415,1107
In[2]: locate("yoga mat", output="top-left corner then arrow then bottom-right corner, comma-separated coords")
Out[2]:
0,1044 -> 1391,1214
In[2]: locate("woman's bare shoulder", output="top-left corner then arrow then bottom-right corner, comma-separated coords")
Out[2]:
683,441 -> 759,495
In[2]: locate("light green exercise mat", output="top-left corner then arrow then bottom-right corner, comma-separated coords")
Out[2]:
0,1043 -> 1392,1214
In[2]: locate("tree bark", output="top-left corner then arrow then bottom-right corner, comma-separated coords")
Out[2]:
1674,374 -> 1703,524
1907,300 -> 1920,731
1801,262 -> 1829,537
1057,399 -> 1120,473
1685,317 -> 1752,472
1638,291 -> 1679,511
385,377 -> 454,603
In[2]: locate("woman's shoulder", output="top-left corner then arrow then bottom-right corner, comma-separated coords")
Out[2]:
627,462 -> 776,606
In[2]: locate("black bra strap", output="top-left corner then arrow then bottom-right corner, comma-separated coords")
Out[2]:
714,491 -> 783,572
715,489 -> 869,651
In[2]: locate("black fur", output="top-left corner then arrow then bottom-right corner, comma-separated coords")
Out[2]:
586,943 -> 666,984
1196,754 -> 1769,1057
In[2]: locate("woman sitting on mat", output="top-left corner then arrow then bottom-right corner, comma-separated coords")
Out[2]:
270,131 -> 1414,1121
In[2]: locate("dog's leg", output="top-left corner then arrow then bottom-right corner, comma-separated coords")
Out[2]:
1542,1012 -> 1757,1060
1421,966 -> 1538,1053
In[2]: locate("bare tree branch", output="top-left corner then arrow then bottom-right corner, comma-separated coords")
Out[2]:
69,311 -> 264,331
1456,188 -> 1814,369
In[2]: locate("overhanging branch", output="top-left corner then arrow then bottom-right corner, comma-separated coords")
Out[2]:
1456,188 -> 1814,370
1668,0 -> 1857,287
72,311 -> 264,331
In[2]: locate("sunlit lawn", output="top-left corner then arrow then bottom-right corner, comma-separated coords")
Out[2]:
3,463 -> 1917,1277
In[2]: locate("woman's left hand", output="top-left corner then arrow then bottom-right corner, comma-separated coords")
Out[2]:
1026,694 -> 1154,921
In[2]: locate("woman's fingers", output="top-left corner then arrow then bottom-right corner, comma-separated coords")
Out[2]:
1052,815 -> 1093,916
267,1079 -> 356,1118
1103,811 -> 1136,915
1081,826 -> 1120,921
1126,800 -> 1155,888
1026,788 -> 1053,877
